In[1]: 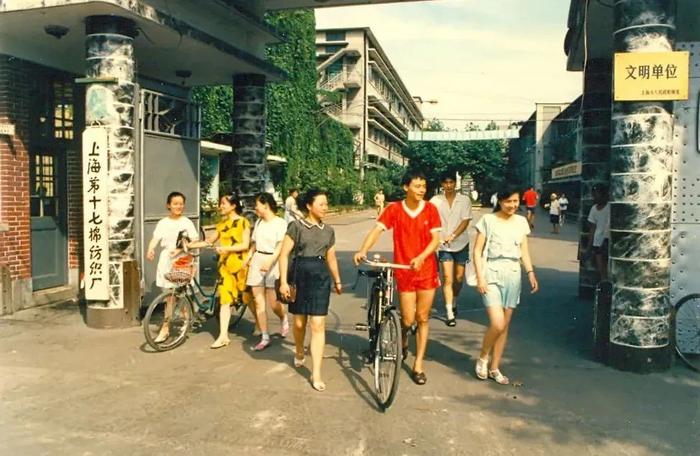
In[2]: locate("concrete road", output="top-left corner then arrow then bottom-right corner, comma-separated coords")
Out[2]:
0,209 -> 698,455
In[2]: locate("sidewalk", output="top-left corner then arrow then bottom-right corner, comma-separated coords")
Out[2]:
0,208 -> 697,456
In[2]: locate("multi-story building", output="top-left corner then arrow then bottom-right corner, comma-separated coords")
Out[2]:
315,28 -> 423,170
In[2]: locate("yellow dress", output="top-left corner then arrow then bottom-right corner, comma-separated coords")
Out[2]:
216,216 -> 252,306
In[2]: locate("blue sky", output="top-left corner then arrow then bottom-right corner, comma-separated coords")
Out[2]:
316,0 -> 582,129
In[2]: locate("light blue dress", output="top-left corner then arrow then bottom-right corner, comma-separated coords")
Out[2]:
474,213 -> 531,309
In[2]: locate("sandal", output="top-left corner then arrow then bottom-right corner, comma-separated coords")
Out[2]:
412,371 -> 427,385
446,318 -> 456,327
294,355 -> 306,368
310,377 -> 326,392
251,338 -> 270,351
210,339 -> 230,349
154,330 -> 170,344
488,369 -> 509,385
475,357 -> 488,380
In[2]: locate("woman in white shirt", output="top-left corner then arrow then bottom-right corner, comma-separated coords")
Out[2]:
246,193 -> 290,351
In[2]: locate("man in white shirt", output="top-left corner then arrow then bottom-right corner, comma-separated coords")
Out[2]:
430,172 -> 473,326
558,193 -> 569,225
586,184 -> 610,282
284,188 -> 303,224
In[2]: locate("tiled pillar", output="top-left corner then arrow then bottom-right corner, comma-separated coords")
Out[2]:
222,74 -> 267,219
84,15 -> 139,328
609,0 -> 675,372
579,59 -> 612,299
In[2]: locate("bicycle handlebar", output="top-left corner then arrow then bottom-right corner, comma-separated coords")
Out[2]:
360,259 -> 411,270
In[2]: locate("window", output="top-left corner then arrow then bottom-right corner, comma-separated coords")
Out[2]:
53,81 -> 74,140
327,61 -> 343,77
30,154 -> 59,218
326,31 -> 346,42
325,45 -> 343,54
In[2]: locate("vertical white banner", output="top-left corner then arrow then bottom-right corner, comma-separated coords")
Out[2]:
82,128 -> 110,300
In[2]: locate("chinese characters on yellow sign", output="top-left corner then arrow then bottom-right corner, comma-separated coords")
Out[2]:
614,51 -> 689,101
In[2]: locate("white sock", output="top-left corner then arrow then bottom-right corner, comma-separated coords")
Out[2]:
262,333 -> 270,341
446,304 -> 455,319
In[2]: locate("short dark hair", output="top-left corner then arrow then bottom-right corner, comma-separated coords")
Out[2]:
254,192 -> 278,213
401,169 -> 427,186
592,183 -> 608,196
495,185 -> 521,206
289,188 -> 299,195
440,171 -> 457,183
167,191 -> 186,204
220,193 -> 243,215
300,188 -> 328,212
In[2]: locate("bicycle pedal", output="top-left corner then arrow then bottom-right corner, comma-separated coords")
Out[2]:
355,323 -> 369,331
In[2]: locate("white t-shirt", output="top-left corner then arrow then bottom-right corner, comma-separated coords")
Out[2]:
252,216 -> 287,253
559,197 -> 569,211
430,193 -> 473,252
284,196 -> 299,223
475,213 -> 530,261
587,203 -> 610,247
152,216 -> 199,288
152,216 -> 199,252
548,200 -> 561,215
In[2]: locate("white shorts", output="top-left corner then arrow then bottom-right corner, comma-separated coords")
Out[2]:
246,252 -> 279,288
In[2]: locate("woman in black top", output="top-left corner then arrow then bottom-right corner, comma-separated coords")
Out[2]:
279,189 -> 342,392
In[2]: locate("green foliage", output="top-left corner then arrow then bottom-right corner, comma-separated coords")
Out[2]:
403,120 -> 507,201
191,85 -> 233,138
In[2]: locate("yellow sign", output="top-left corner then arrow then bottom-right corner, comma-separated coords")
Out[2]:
551,161 -> 582,180
614,51 -> 689,101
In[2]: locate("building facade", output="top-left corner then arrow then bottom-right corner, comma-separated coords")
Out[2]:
315,28 -> 423,169
0,0 -> 422,325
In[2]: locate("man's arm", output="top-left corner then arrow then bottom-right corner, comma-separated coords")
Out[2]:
353,225 -> 384,265
410,230 -> 440,270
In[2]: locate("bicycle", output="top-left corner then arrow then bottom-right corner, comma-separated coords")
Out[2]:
142,243 -> 248,352
674,293 -> 700,372
353,255 -> 411,410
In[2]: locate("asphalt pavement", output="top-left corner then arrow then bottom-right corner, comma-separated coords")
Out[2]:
0,208 -> 697,455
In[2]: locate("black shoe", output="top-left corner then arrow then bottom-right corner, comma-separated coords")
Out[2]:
446,318 -> 456,327
452,305 -> 458,317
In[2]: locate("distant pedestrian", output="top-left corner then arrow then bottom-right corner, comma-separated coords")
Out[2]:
374,189 -> 385,217
245,192 -> 290,351
473,186 -> 538,385
558,193 -> 569,225
585,184 -> 610,282
146,191 -> 199,343
207,193 -> 252,349
284,188 -> 303,224
471,189 -> 479,202
544,193 -> 561,234
523,186 -> 538,228
490,192 -> 498,210
430,172 -> 473,327
279,189 -> 342,392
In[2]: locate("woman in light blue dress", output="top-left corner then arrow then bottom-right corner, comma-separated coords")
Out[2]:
473,187 -> 539,385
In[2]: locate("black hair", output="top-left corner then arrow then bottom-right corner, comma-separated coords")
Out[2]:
167,191 -> 186,204
289,188 -> 299,195
492,185 -> 521,212
300,188 -> 328,213
592,183 -> 608,196
220,193 -> 243,215
254,192 -> 278,213
401,169 -> 427,186
440,171 -> 457,182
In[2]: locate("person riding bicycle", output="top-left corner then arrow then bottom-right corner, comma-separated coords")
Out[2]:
354,170 -> 441,386
146,191 -> 199,343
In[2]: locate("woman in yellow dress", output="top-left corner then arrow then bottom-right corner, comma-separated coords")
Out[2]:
209,193 -> 252,349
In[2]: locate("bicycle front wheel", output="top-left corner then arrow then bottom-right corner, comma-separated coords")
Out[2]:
675,294 -> 700,372
143,291 -> 193,351
374,309 -> 402,410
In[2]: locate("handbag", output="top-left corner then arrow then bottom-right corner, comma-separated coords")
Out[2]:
466,216 -> 490,287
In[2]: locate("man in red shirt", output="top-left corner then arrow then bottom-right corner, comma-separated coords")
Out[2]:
522,186 -> 539,228
354,170 -> 441,385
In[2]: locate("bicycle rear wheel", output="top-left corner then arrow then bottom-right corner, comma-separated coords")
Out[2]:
675,294 -> 700,372
143,291 -> 193,351
374,309 -> 402,410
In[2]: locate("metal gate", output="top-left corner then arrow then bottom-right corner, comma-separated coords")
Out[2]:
136,89 -> 201,302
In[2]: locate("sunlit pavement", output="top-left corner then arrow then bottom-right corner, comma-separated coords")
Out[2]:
1,208 -> 697,456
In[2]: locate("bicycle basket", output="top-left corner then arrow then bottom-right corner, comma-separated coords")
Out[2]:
165,255 -> 195,285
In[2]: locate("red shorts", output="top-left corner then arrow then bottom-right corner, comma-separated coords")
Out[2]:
396,272 -> 440,293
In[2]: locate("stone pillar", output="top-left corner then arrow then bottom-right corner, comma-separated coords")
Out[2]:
84,15 -> 139,328
609,0 -> 675,372
578,59 -> 612,299
223,74 -> 267,218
